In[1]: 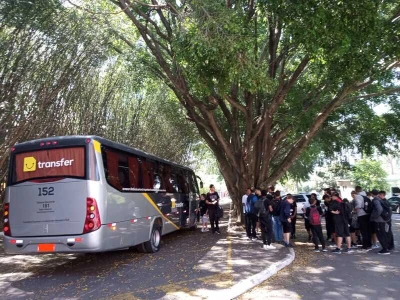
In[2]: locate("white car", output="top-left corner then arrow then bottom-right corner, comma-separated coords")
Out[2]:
283,193 -> 322,217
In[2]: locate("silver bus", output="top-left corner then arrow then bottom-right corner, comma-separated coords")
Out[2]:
3,136 -> 202,254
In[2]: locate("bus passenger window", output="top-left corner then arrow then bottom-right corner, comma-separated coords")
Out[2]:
153,174 -> 162,190
141,160 -> 154,189
104,150 -> 122,191
170,174 -> 179,193
117,154 -> 129,190
128,156 -> 139,188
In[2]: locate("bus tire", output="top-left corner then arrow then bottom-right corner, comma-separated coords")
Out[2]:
143,225 -> 162,253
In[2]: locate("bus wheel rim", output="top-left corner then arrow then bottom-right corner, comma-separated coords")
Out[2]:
152,229 -> 160,248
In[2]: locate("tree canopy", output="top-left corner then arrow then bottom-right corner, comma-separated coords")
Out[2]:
0,0 -> 200,183
75,0 -> 399,217
2,1 -> 400,219
351,159 -> 390,191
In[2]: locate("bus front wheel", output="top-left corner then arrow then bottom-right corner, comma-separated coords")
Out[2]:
141,225 -> 161,253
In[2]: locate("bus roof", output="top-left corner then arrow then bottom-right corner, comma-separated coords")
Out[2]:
12,135 -> 194,173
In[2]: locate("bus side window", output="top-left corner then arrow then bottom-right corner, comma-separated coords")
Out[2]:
178,173 -> 188,194
170,173 -> 179,193
141,160 -> 154,189
188,173 -> 199,194
117,154 -> 129,190
104,149 -> 122,191
163,165 -> 175,193
153,163 -> 163,190
127,156 -> 139,189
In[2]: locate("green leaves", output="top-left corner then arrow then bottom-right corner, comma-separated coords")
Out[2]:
351,159 -> 389,191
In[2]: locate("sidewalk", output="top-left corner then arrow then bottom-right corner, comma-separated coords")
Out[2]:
118,201 -> 295,300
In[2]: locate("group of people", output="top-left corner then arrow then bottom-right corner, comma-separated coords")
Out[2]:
241,185 -> 395,255
324,186 -> 394,255
242,186 -> 296,249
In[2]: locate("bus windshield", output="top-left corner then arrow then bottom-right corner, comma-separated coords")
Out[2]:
11,147 -> 85,184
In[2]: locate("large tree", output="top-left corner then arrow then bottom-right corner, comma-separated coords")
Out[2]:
76,0 -> 399,220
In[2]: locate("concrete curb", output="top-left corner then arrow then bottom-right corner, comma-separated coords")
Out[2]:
213,248 -> 295,300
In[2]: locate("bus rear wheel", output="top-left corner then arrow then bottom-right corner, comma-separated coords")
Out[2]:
141,225 -> 161,253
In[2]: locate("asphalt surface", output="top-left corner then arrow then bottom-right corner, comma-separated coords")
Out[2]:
0,218 -> 228,299
0,199 -> 291,300
241,214 -> 400,300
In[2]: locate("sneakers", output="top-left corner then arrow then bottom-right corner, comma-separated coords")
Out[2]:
331,248 -> 342,254
314,249 -> 320,253
378,249 -> 391,255
322,248 -> 328,252
285,243 -> 294,248
351,244 -> 359,249
263,244 -> 277,250
372,244 -> 380,249
343,249 -> 354,253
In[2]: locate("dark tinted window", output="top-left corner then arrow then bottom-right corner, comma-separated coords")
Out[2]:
294,195 -> 306,203
102,147 -> 140,191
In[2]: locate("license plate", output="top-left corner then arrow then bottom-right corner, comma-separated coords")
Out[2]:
37,244 -> 56,252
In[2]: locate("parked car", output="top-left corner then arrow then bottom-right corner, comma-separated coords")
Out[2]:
282,193 -> 322,216
388,197 -> 400,214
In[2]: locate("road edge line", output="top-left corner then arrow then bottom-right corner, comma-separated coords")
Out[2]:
216,248 -> 295,299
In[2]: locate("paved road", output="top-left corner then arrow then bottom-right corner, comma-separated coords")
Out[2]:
241,214 -> 400,300
0,200 -> 233,300
0,197 -> 293,300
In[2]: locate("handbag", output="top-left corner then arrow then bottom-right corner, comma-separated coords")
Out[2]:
217,205 -> 224,219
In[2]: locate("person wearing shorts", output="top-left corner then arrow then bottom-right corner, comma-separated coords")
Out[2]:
330,193 -> 353,254
280,194 -> 295,247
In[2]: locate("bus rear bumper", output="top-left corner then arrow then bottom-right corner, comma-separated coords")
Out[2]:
3,227 -> 106,254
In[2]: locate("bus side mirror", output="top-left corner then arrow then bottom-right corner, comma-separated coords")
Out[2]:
200,181 -> 203,189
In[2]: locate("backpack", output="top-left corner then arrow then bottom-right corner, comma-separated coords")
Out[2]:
309,206 -> 321,226
245,194 -> 257,214
380,201 -> 392,222
255,197 -> 268,216
362,196 -> 373,214
271,199 -> 281,215
342,202 -> 352,222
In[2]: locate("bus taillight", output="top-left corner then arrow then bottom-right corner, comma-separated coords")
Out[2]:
3,203 -> 11,236
83,198 -> 101,234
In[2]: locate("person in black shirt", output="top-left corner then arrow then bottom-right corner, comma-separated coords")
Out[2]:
280,194 -> 295,247
259,190 -> 276,250
206,184 -> 220,234
290,198 -> 297,239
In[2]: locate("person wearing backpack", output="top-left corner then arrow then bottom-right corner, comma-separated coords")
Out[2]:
352,190 -> 372,249
271,190 -> 283,243
379,191 -> 394,251
306,198 -> 327,252
258,190 -> 276,250
245,188 -> 259,240
280,194 -> 295,247
370,189 -> 390,255
330,193 -> 353,254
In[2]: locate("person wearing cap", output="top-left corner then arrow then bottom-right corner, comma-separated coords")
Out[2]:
370,189 -> 390,254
